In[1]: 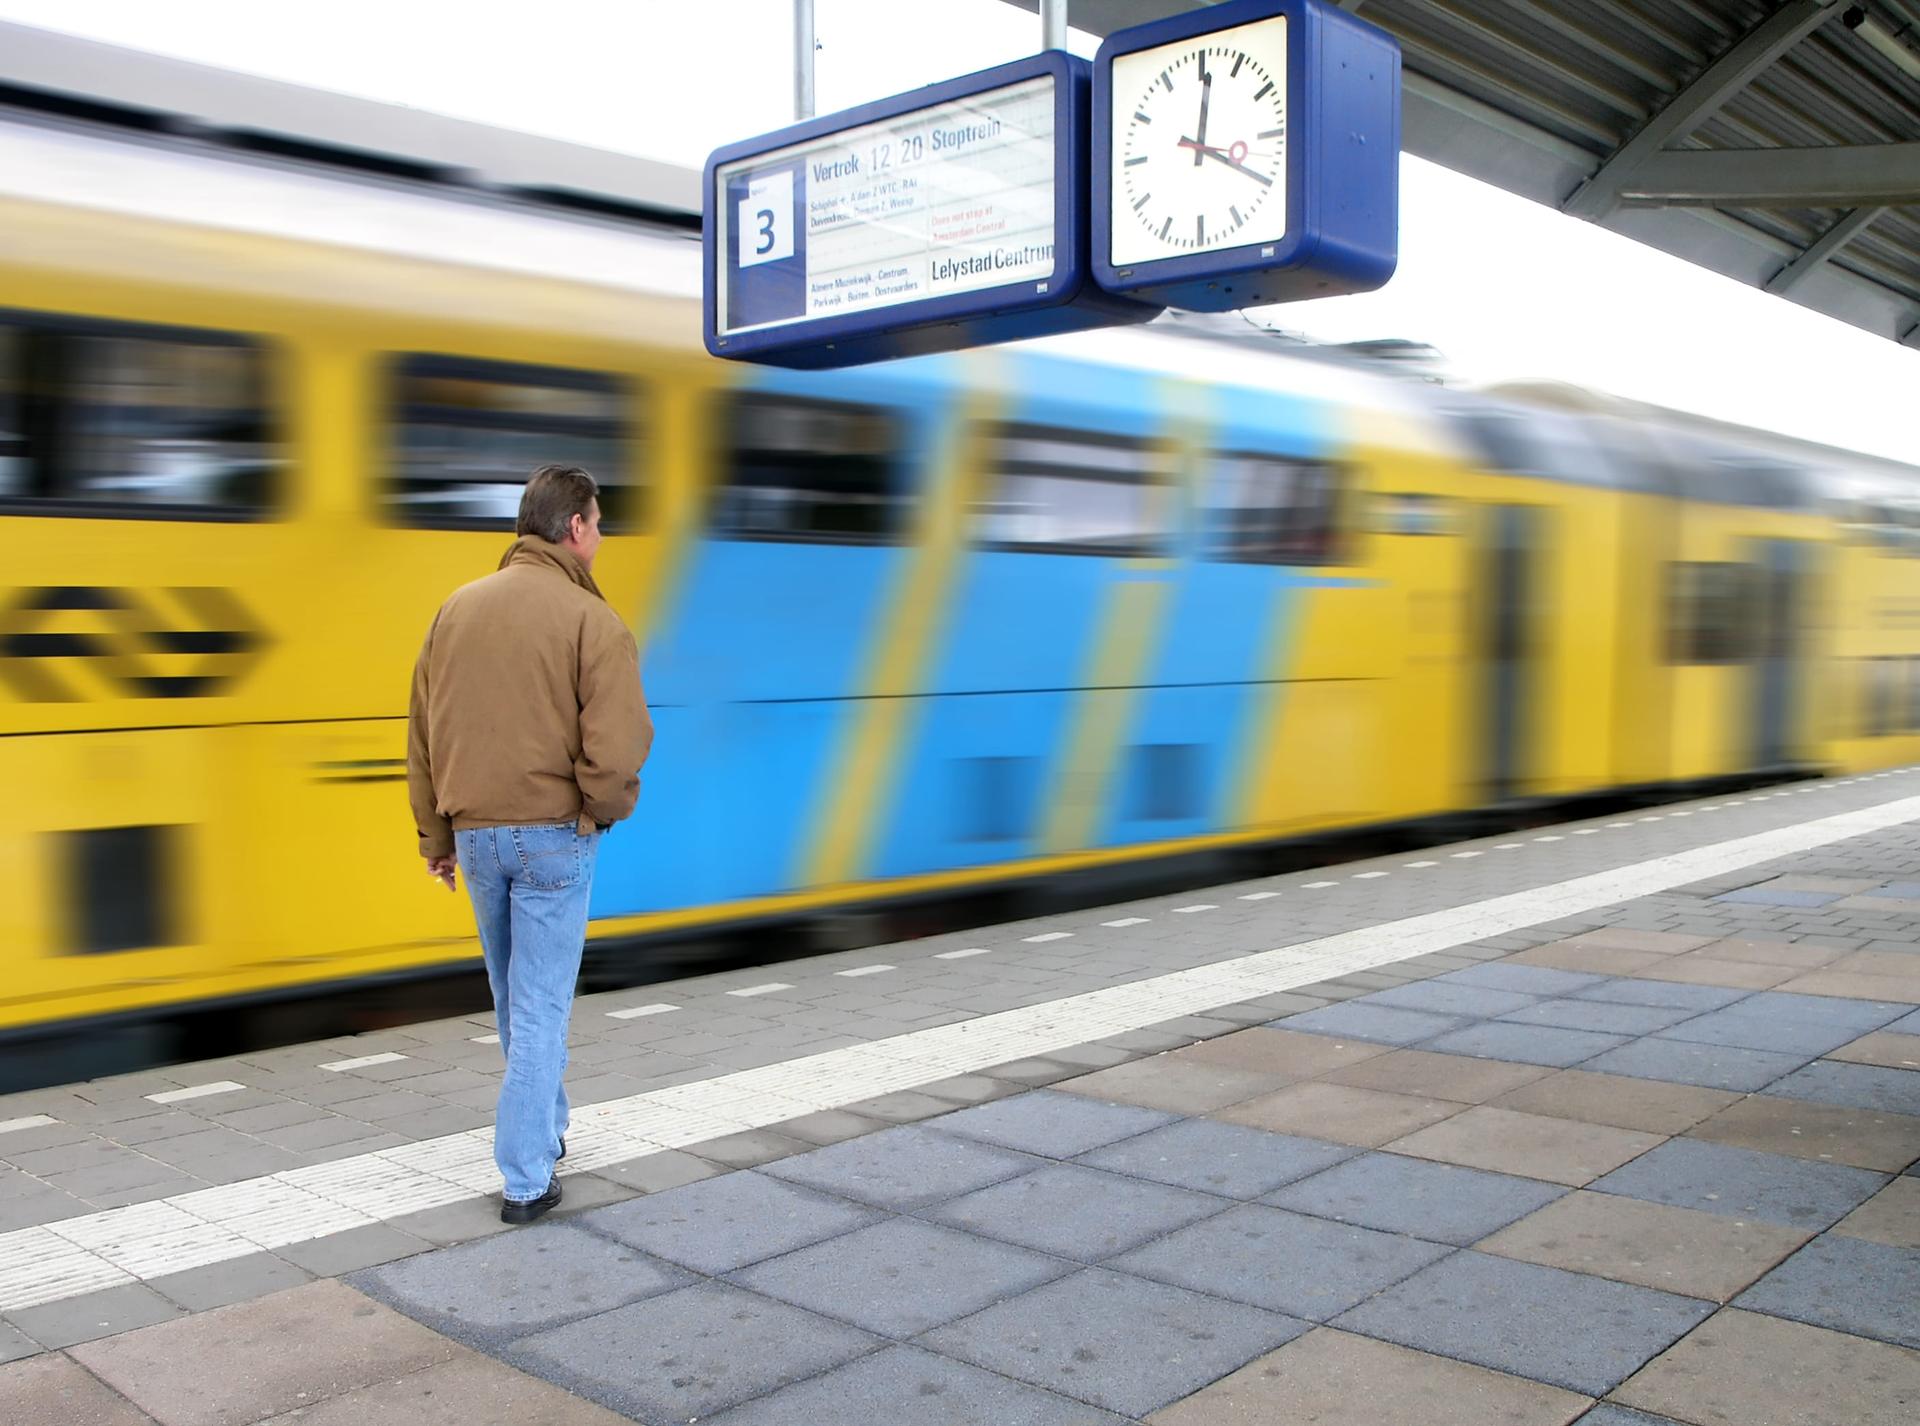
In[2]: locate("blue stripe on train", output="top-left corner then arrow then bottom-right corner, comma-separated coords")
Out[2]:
868,551 -> 1107,878
1099,381 -> 1342,845
592,359 -> 956,915
869,353 -> 1164,879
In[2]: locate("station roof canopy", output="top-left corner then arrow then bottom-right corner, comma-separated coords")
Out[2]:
1012,1 -> 1920,347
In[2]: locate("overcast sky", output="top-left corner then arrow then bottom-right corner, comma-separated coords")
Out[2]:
6,0 -> 1914,462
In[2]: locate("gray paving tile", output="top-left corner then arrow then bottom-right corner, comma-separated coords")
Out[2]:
147,1251 -> 312,1312
1717,888 -> 1843,907
919,1267 -> 1307,1418
1765,1061 -> 1920,1115
352,1219 -> 692,1347
588,1146 -> 725,1195
759,1124 -> 1041,1211
1733,1233 -> 1920,1349
1580,1036 -> 1810,1092
577,1169 -> 880,1274
1267,1150 -> 1568,1246
0,1320 -> 40,1365
1498,999 -> 1702,1036
1419,1022 -> 1627,1068
1358,982 -> 1541,1018
929,1090 -> 1175,1158
1075,1119 -> 1357,1199
389,1195 -> 514,1247
274,1223 -> 435,1276
692,1128 -> 815,1170
1888,1007 -> 1920,1035
1573,1407 -> 1688,1426
1573,979 -> 1750,1011
508,1281 -> 881,1422
1656,993 -> 1912,1057
6,1282 -> 183,1349
921,1162 -> 1228,1262
1592,1139 -> 1888,1229
1280,1003 -> 1469,1045
730,1217 -> 1071,1338
1439,963 -> 1610,996
704,1343 -> 1128,1426
1110,1203 -> 1451,1319
1331,1250 -> 1712,1395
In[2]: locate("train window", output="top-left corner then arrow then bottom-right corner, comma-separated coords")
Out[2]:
1667,561 -> 1758,664
1862,658 -> 1906,738
387,355 -> 637,530
0,313 -> 277,518
712,392 -> 906,543
64,825 -> 180,954
1205,452 -> 1344,565
973,423 -> 1172,557
1451,406 -> 1615,487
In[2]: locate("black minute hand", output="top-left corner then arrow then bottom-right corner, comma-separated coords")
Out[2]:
1193,65 -> 1212,166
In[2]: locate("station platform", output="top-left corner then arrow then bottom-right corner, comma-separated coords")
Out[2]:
4,774 -> 1920,1425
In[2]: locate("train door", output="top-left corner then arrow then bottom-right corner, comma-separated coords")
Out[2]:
1482,504 -> 1541,800
1753,538 -> 1808,768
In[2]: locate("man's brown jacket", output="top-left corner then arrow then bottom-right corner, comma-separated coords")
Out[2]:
407,537 -> 653,860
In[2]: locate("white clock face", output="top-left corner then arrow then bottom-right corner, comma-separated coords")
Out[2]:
1110,14 -> 1289,268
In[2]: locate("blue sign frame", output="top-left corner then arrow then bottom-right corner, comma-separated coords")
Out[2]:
1091,0 -> 1400,312
704,51 -> 1160,370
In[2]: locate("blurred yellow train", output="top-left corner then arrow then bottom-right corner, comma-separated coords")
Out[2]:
3,84 -> 1918,1045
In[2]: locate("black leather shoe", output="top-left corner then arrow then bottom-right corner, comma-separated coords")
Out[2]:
500,1177 -> 562,1225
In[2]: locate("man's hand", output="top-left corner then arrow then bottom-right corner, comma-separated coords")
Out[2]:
426,855 -> 457,892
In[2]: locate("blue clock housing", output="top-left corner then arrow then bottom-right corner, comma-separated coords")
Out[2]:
704,52 -> 1160,370
1092,0 -> 1400,311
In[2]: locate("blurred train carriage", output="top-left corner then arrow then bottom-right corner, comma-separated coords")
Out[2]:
3,63 -> 1919,1048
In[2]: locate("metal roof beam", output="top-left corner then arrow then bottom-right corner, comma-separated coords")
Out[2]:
1617,143 -> 1920,207
1765,205 -> 1886,293
1563,0 -> 1845,220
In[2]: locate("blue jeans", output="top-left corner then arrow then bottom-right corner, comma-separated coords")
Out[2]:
455,822 -> 600,1201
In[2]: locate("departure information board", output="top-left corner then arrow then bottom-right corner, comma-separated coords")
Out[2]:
715,75 -> 1055,336
704,53 -> 1159,368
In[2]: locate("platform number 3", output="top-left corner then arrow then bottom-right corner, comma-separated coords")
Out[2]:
738,169 -> 796,268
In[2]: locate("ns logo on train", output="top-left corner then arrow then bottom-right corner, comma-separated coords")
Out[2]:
0,586 -> 267,701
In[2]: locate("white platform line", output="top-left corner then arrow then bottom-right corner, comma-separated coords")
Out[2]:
1452,851 -> 1483,859
1239,893 -> 1280,902
727,984 -> 793,998
1495,843 -> 1524,850
0,1116 -> 58,1135
1353,872 -> 1388,880
935,948 -> 992,959
1103,917 -> 1151,927
145,1081 -> 246,1105
5,790 -> 1919,1315
1304,881 -> 1339,889
1172,904 -> 1218,914
1534,836 -> 1564,843
1405,861 -> 1438,868
469,1034 -> 500,1044
1023,932 -> 1073,943
835,965 -> 895,978
606,1004 -> 679,1020
320,1053 -> 408,1072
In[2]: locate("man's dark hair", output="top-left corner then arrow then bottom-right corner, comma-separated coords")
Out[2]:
517,464 -> 600,544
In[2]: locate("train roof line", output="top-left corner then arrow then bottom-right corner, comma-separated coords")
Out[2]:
0,19 -> 700,233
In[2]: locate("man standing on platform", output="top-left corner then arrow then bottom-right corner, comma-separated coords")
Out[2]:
407,464 -> 653,1224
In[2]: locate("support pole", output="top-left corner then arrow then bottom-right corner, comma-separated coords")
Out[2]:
1041,0 -> 1067,51
794,0 -> 816,120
